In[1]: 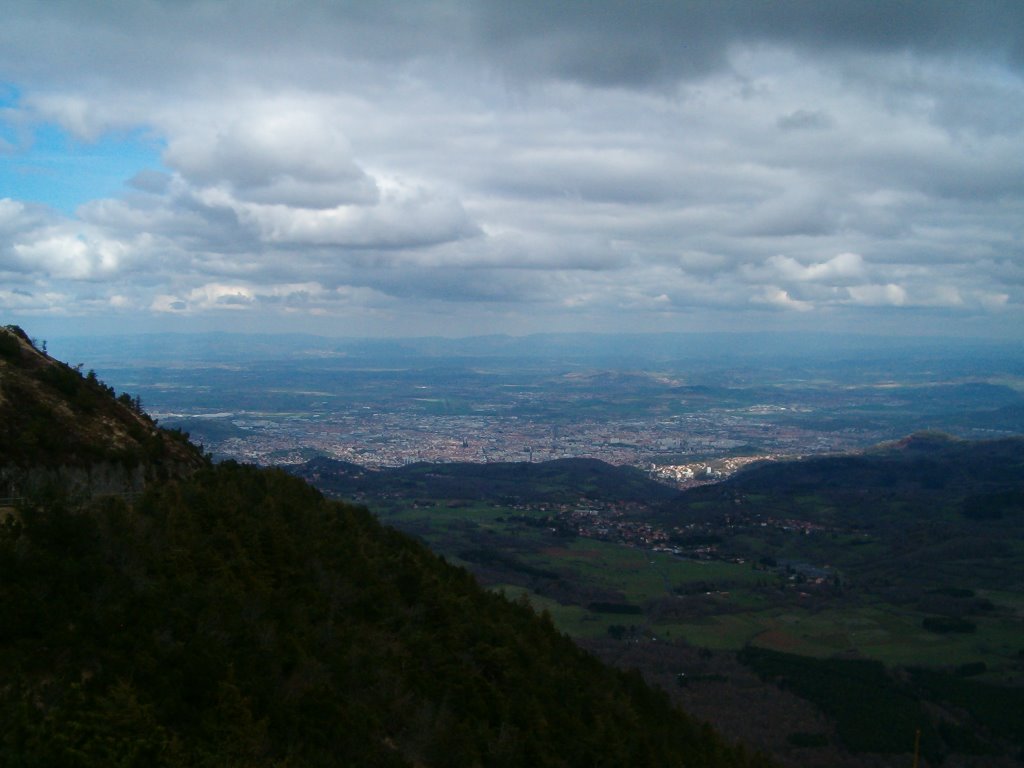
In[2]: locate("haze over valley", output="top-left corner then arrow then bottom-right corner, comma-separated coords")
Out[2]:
46,332 -> 1024,479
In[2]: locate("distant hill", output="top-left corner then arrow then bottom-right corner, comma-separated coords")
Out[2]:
0,327 -> 768,768
694,431 -> 1024,522
292,456 -> 680,505
0,325 -> 206,498
660,431 -> 1024,594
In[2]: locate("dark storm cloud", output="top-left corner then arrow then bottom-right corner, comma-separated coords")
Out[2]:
3,1 -> 1021,91
476,0 -> 1024,87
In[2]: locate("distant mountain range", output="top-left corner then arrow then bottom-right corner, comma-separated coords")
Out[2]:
45,329 -> 1024,369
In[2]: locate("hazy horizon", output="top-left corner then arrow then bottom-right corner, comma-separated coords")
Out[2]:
37,329 -> 1024,376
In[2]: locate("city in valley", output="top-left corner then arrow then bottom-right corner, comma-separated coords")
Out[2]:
196,409 -> 811,481
53,332 -> 1023,486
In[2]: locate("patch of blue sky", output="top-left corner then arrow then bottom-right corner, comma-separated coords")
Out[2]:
0,82 -> 21,150
0,82 -> 18,106
1,91 -> 165,215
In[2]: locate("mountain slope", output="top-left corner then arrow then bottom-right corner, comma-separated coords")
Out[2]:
1,463 -> 772,768
725,432 -> 1024,503
0,325 -> 206,498
0,328 -> 769,768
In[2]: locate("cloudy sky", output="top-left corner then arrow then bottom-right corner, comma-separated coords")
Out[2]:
1,1 -> 1022,339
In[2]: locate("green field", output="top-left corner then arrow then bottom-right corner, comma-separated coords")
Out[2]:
319,435 -> 1024,763
373,501 -> 1023,678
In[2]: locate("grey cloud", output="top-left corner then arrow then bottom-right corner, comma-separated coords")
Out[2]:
747,1 -> 1024,63
163,112 -> 379,208
2,1 -> 1021,96
777,109 -> 833,131
239,190 -> 480,250
128,169 -> 172,194
480,148 -> 685,205
0,198 -> 54,236
89,192 -> 255,257
215,293 -> 253,307
475,1 -> 1024,87
236,177 -> 377,210
734,190 -> 840,238
300,262 -> 544,306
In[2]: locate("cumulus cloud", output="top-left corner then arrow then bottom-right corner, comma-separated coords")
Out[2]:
755,287 -> 814,312
0,2 -> 1021,336
765,253 -> 868,284
0,198 -> 47,234
163,108 -> 379,209
846,283 -> 908,307
234,184 -> 479,249
11,234 -> 121,280
0,199 -> 141,281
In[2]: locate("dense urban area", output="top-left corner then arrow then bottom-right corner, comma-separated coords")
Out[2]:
194,409 -> 820,476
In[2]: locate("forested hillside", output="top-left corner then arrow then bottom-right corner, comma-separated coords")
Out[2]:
0,463 -> 771,767
0,326 -> 768,767
660,431 -> 1024,595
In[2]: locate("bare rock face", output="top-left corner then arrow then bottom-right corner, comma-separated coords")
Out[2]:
0,325 -> 207,501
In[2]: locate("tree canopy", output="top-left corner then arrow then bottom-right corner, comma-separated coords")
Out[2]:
0,462 -> 769,767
